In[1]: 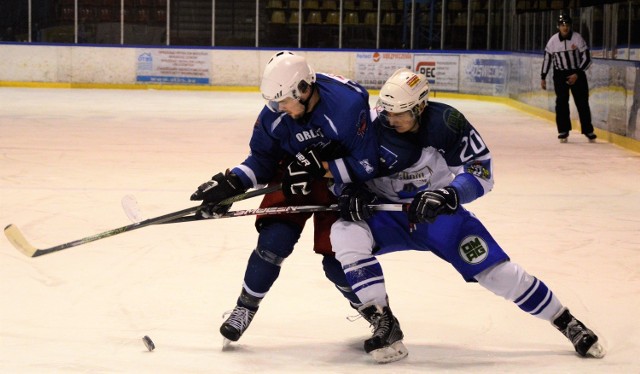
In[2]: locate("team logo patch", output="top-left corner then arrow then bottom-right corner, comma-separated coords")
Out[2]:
466,161 -> 491,179
360,159 -> 375,174
406,75 -> 420,88
458,236 -> 488,264
357,110 -> 368,136
443,108 -> 467,132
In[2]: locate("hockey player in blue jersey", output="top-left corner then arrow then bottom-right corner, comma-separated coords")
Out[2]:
189,51 -> 379,347
331,68 -> 606,360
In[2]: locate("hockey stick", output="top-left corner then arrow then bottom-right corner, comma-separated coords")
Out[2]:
122,195 -> 405,225
4,184 -> 281,258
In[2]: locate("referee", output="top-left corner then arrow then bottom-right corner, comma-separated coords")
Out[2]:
541,13 -> 596,143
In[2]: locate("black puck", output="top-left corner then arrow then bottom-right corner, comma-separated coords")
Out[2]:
142,335 -> 155,351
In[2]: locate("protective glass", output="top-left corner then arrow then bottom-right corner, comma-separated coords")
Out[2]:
265,96 -> 297,113
266,99 -> 283,113
375,104 -> 415,129
263,80 -> 308,113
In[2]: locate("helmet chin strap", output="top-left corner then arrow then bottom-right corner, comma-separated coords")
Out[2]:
298,83 -> 316,116
409,102 -> 426,131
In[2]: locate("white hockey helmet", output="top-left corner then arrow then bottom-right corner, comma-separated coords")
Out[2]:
377,68 -> 430,115
260,51 -> 316,112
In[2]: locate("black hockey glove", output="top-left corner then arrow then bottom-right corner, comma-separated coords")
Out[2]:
408,186 -> 459,224
338,184 -> 377,222
190,171 -> 246,218
294,147 -> 327,178
307,140 -> 349,161
282,147 -> 327,197
282,161 -> 314,197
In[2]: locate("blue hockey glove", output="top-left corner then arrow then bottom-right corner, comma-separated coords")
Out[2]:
338,184 -> 377,222
408,186 -> 459,224
190,171 -> 246,218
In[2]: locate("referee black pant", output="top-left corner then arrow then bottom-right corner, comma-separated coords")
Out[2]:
553,70 -> 594,135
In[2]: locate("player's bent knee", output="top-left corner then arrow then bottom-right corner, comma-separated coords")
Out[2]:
254,245 -> 288,266
330,220 -> 375,264
255,220 -> 301,261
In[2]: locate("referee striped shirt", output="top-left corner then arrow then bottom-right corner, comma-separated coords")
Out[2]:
541,31 -> 591,79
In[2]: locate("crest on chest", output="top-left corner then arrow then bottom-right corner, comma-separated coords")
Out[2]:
295,128 -> 325,143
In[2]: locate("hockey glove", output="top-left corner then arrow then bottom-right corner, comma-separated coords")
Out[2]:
282,161 -> 314,197
338,184 -> 377,222
408,186 -> 459,224
306,140 -> 349,161
294,147 -> 327,178
190,171 -> 246,218
282,146 -> 328,197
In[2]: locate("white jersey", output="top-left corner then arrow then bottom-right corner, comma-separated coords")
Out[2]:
331,101 -> 493,205
365,147 -> 455,203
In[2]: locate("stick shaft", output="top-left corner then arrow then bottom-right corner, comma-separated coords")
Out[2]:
4,184 -> 281,257
149,203 -> 405,224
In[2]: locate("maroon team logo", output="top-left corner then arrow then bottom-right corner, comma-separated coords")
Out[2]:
357,109 -> 368,136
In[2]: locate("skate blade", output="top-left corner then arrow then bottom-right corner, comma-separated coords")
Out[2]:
370,340 -> 409,364
559,138 -> 568,143
586,341 -> 606,358
222,338 -> 233,351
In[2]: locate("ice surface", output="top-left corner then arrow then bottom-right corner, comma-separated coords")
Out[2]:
1,88 -> 639,373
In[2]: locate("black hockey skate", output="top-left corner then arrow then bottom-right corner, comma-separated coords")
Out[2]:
552,307 -> 605,358
357,303 -> 376,324
348,301 -> 378,325
558,132 -> 569,143
359,303 -> 408,363
220,306 -> 257,344
585,133 -> 597,143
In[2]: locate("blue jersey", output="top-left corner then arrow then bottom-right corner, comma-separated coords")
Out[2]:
231,73 -> 378,188
372,101 -> 494,204
340,101 -> 507,282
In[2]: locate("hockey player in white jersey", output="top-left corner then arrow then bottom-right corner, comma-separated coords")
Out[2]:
331,68 -> 606,361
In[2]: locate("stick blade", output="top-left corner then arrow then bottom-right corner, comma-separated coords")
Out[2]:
4,224 -> 38,257
121,194 -> 145,223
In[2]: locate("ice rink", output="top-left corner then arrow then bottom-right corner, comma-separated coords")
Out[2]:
1,87 -> 639,373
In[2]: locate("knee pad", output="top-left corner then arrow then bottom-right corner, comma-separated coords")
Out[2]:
330,220 -> 375,266
254,246 -> 287,266
255,220 -> 301,265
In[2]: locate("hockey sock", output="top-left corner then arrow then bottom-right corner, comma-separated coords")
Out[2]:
513,276 -> 562,320
475,261 -> 562,321
237,287 -> 263,311
343,257 -> 388,307
322,255 -> 361,305
241,221 -> 300,298
242,249 -> 284,297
